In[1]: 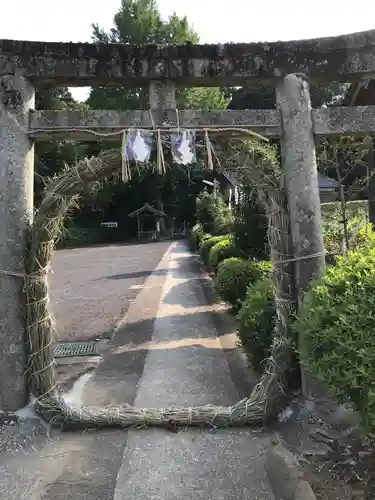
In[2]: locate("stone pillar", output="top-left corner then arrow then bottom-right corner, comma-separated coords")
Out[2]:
149,81 -> 176,236
149,81 -> 176,112
0,75 -> 34,411
276,74 -> 326,398
368,138 -> 375,228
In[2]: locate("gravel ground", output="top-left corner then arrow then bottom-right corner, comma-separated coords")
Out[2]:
49,241 -> 171,343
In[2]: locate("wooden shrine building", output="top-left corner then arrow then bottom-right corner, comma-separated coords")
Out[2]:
128,203 -> 167,241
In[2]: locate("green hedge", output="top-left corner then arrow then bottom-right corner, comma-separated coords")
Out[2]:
295,242 -> 375,435
189,223 -> 205,251
232,188 -> 268,260
237,278 -> 276,372
57,224 -> 129,249
208,237 -> 240,273
214,257 -> 272,309
199,235 -> 229,267
195,190 -> 233,235
57,226 -> 100,249
201,233 -> 213,244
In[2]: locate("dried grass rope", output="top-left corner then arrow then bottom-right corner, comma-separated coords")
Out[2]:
25,139 -> 297,430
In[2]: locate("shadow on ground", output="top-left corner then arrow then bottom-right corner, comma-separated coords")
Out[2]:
101,268 -> 169,281
82,309 -> 258,407
162,255 -> 220,307
54,244 -> 257,407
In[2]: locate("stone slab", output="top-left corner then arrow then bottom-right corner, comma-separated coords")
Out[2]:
2,30 -> 375,86
28,106 -> 375,142
265,442 -> 317,500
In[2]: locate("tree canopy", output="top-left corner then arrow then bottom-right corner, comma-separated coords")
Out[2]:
88,0 -> 227,112
34,87 -> 89,206
228,82 -> 350,111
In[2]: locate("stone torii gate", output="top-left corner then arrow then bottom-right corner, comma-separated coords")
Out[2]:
1,31 -> 375,411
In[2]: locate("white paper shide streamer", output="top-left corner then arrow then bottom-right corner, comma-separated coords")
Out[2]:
121,129 -> 154,181
126,129 -> 154,162
170,130 -> 197,165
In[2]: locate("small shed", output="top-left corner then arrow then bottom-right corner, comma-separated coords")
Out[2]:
317,172 -> 341,202
128,203 -> 167,241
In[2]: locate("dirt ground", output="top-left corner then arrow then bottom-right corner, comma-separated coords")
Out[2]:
274,397 -> 375,500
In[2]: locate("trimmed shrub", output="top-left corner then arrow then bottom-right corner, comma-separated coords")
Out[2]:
200,235 -> 229,267
214,257 -> 272,309
201,233 -> 213,244
237,278 -> 276,372
57,226 -> 101,249
351,221 -> 375,249
189,223 -> 205,251
295,243 -> 375,434
232,187 -> 268,260
208,237 -> 240,273
196,189 -> 233,235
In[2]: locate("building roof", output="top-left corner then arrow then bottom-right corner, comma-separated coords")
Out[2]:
221,171 -> 339,190
343,80 -> 375,106
318,172 -> 340,190
221,171 -> 241,187
128,203 -> 166,218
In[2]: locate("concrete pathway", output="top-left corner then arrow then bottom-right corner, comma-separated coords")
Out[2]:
0,241 -> 275,499
112,242 -> 274,500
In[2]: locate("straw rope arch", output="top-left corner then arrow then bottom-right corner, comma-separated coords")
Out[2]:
26,137 -> 296,429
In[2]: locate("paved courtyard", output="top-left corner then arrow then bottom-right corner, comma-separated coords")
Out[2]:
49,241 -> 171,343
48,241 -> 171,390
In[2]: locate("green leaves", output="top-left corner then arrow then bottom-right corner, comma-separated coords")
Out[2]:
214,257 -> 272,309
296,241 -> 375,435
188,223 -> 205,252
322,201 -> 372,255
195,190 -> 233,236
180,87 -> 230,111
199,235 -> 229,267
208,238 -> 239,273
88,0 -> 228,115
232,186 -> 268,260
237,278 -> 276,373
89,0 -> 198,112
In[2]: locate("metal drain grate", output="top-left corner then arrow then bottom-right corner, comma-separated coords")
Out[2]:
53,341 -> 99,358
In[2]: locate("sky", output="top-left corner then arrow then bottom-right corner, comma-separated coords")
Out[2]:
3,0 -> 375,102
